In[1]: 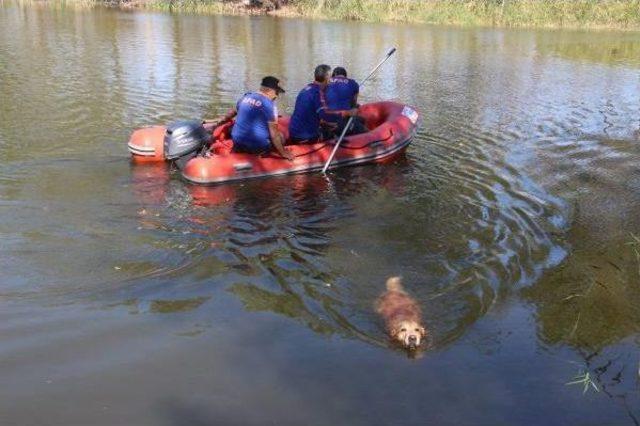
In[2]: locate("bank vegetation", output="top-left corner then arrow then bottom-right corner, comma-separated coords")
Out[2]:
23,0 -> 640,30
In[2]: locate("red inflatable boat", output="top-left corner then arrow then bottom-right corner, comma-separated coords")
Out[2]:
128,101 -> 419,185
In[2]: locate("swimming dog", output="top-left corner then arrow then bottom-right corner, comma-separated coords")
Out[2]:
376,276 -> 426,351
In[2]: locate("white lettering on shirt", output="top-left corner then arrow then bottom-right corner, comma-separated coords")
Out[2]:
242,97 -> 263,107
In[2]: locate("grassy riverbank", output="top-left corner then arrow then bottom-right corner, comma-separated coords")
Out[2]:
20,0 -> 640,30
297,0 -> 640,29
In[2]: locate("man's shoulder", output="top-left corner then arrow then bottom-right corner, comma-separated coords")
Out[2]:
302,83 -> 317,92
298,83 -> 320,98
257,92 -> 273,104
239,92 -> 272,110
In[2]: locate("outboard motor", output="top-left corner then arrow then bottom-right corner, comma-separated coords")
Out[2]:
163,120 -> 210,168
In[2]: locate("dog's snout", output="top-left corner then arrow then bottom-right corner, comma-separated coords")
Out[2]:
408,335 -> 417,343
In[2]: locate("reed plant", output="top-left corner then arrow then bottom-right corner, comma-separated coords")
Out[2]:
14,0 -> 640,30
147,0 -> 230,14
296,0 -> 640,29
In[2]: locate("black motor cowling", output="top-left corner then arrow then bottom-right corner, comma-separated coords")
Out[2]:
163,120 -> 210,161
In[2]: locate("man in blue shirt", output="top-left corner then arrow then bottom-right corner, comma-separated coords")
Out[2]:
289,65 -> 357,144
208,76 -> 293,160
325,66 -> 367,136
326,66 -> 359,110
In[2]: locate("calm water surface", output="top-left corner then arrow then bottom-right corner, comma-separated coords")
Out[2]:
1,4 -> 640,425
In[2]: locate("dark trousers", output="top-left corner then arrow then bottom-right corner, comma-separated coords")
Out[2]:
338,115 -> 367,136
232,142 -> 270,154
324,116 -> 367,139
289,134 -> 324,144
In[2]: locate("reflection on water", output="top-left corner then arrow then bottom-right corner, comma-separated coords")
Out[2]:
229,283 -> 339,336
109,296 -> 211,314
537,31 -> 640,67
125,156 -> 566,350
524,245 -> 640,350
521,131 -> 640,352
1,3 -> 640,424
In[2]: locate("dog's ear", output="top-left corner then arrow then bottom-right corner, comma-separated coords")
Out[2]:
419,326 -> 427,337
389,326 -> 400,338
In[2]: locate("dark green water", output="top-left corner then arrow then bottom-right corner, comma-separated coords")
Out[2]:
1,4 -> 640,425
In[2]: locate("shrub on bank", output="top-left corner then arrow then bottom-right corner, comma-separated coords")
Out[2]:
296,0 -> 640,29
21,0 -> 640,30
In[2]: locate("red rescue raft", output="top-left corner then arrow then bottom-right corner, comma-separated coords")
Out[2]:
128,101 -> 419,185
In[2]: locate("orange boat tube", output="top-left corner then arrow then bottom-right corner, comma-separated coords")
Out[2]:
128,101 -> 420,184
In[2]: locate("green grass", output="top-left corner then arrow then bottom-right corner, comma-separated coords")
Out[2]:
15,0 -> 640,30
296,0 -> 640,29
144,0 -> 247,15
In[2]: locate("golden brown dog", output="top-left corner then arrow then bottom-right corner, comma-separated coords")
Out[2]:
376,276 -> 426,351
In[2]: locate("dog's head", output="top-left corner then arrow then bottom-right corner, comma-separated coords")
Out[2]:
391,320 -> 427,351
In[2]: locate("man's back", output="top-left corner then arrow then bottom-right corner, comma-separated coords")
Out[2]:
326,76 -> 359,112
289,83 -> 324,141
231,92 -> 275,151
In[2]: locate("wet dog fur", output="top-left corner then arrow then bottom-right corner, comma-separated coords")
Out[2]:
376,277 -> 427,351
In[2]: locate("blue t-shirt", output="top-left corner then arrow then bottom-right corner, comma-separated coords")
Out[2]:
289,83 -> 325,140
324,76 -> 359,123
231,92 -> 277,151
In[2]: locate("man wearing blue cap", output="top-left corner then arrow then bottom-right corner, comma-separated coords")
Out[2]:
208,76 -> 293,160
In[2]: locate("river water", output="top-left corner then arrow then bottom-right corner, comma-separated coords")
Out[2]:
1,4 -> 640,425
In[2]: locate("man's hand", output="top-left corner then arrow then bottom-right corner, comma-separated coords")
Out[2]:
203,117 -> 223,126
204,109 -> 237,127
282,149 -> 294,161
347,108 -> 359,117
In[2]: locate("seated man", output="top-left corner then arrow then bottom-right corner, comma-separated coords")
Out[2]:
288,64 -> 357,144
208,76 -> 293,160
324,66 -> 367,137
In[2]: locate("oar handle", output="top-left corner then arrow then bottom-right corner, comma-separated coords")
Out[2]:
360,46 -> 396,86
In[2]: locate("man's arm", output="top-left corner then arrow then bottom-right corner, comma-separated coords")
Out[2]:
320,103 -> 358,120
203,107 -> 237,126
269,121 -> 293,161
320,86 -> 358,118
351,80 -> 360,108
323,107 -> 359,118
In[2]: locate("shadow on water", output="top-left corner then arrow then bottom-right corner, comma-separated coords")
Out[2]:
535,30 -> 640,67
519,129 -> 640,423
122,163 -> 393,345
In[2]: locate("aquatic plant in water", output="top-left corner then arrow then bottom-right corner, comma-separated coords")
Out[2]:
566,369 -> 599,395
